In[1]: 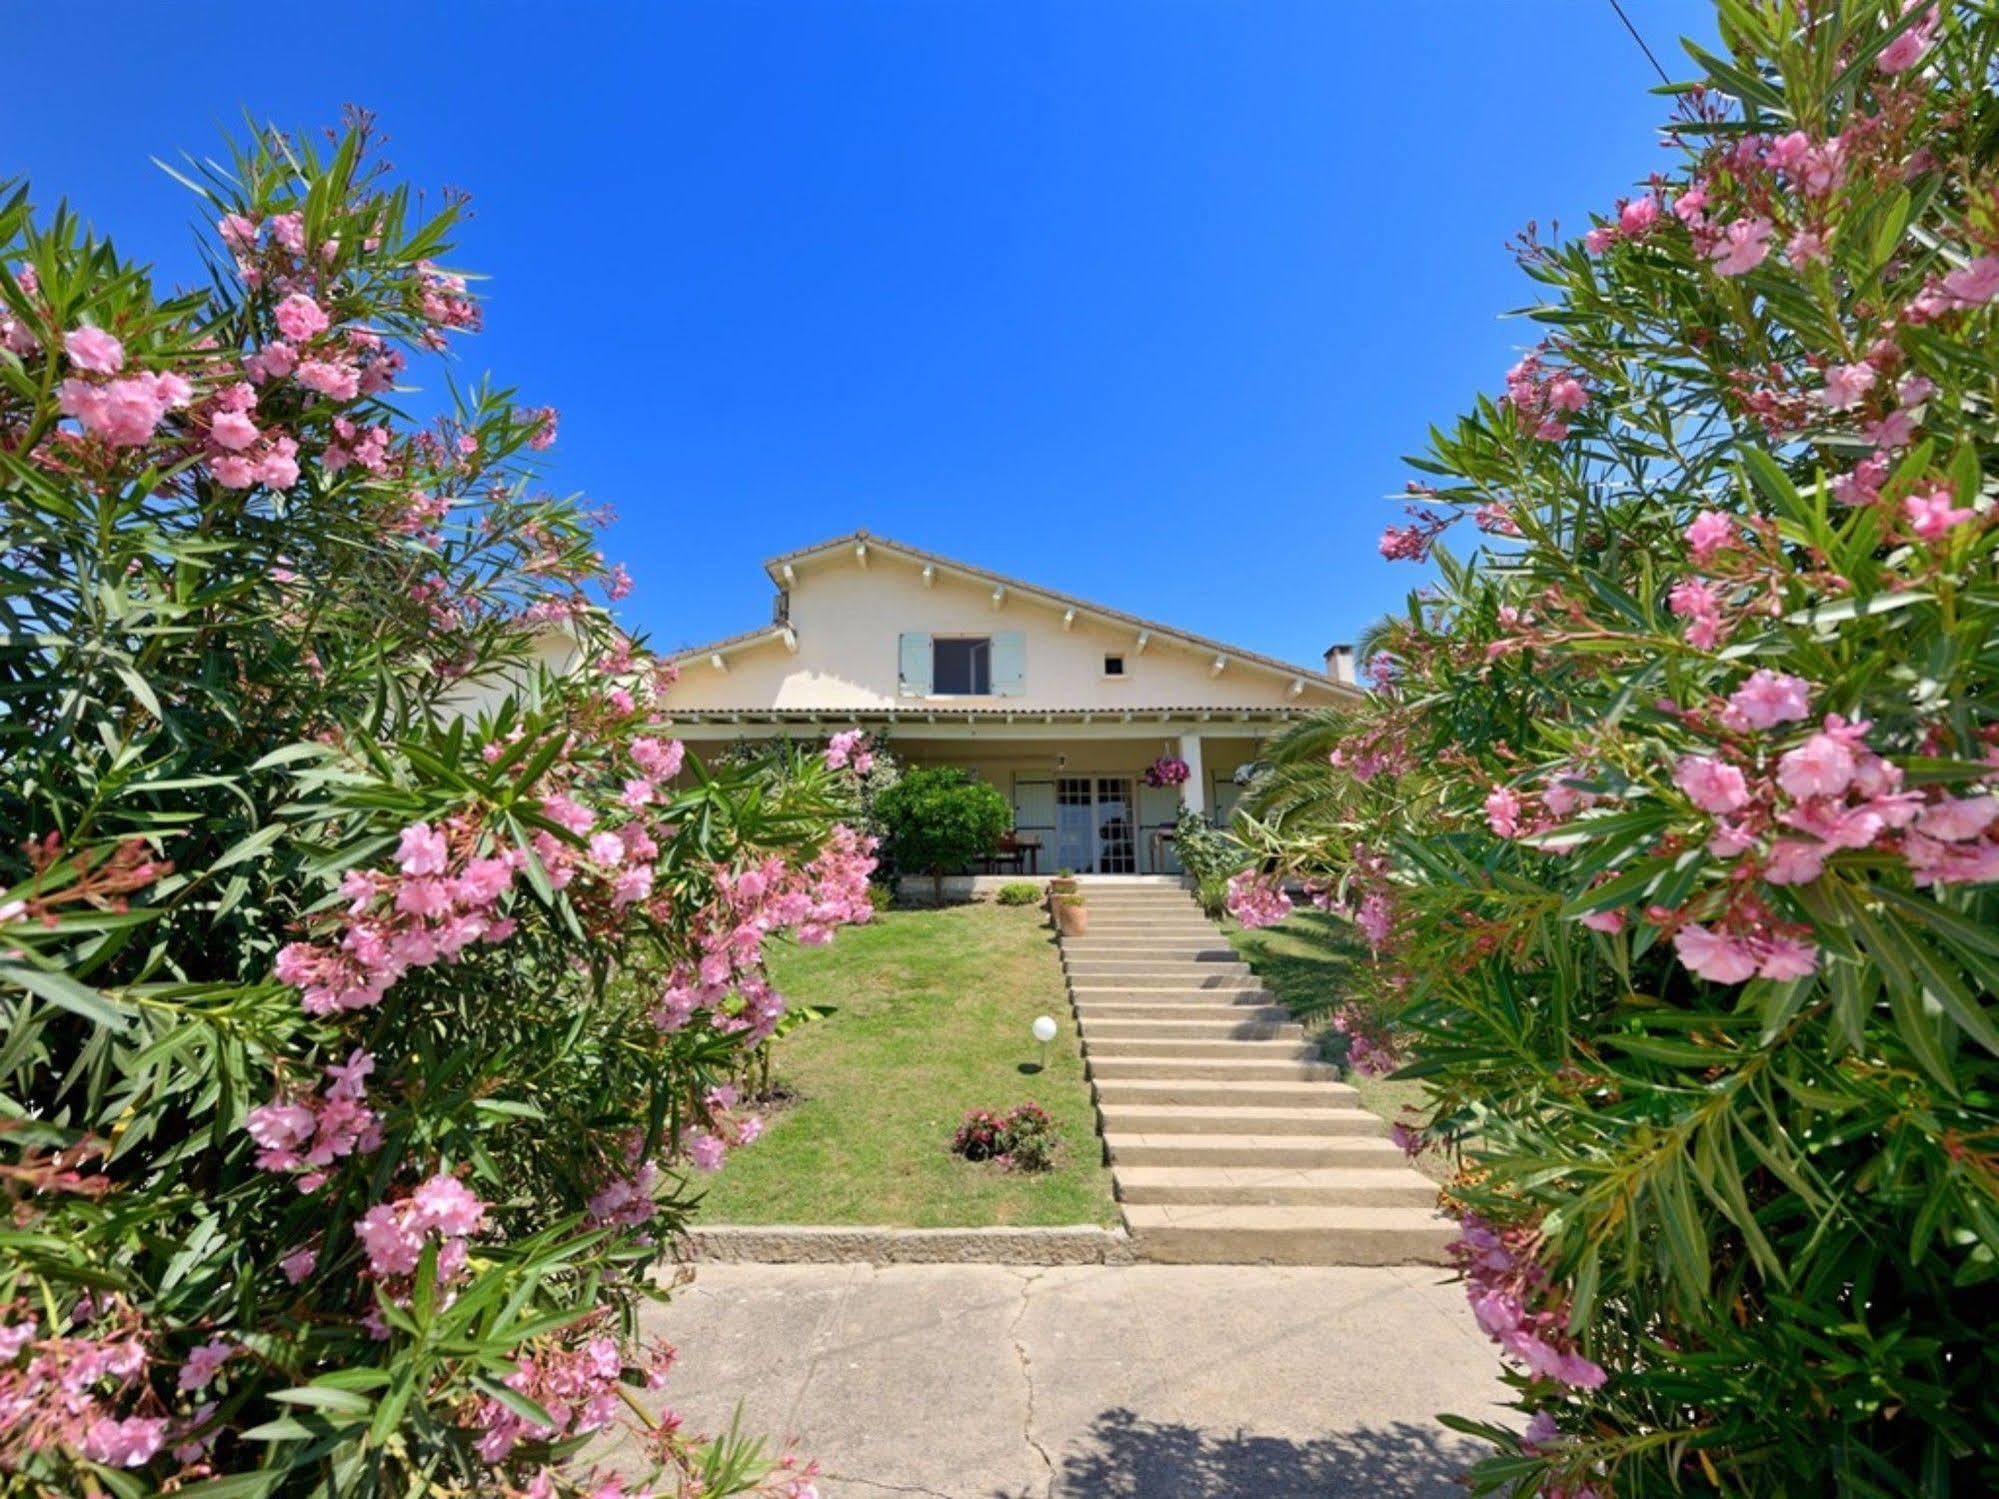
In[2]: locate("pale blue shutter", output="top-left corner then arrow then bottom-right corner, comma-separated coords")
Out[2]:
898,632 -> 932,697
991,631 -> 1026,696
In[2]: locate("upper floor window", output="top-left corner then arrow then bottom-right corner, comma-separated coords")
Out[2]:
1103,653 -> 1126,677
933,636 -> 992,696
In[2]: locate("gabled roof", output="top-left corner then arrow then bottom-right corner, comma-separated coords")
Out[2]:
666,529 -> 1357,699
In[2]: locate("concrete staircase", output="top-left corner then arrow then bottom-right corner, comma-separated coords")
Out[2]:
1061,879 -> 1451,1265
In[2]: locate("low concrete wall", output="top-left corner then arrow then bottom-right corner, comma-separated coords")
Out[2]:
677,1224 -> 1136,1265
892,874 -> 1194,902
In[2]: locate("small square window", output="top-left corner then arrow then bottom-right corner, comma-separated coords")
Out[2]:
1103,654 -> 1126,677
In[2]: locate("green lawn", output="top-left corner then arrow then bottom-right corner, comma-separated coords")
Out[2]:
697,902 -> 1118,1226
1223,909 -> 1434,1147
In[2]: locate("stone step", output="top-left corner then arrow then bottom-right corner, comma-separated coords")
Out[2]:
1071,923 -> 1207,935
1063,947 -> 1240,962
1073,991 -> 1278,1010
1105,1132 -> 1412,1169
1115,1165 -> 1439,1208
1071,977 -> 1267,995
1084,1037 -> 1320,1061
1083,1018 -> 1307,1041
1086,1055 -> 1344,1083
1065,964 -> 1256,983
1095,1103 -> 1383,1137
1076,1003 -> 1293,1025
1065,947 -> 1242,962
1123,1204 -> 1455,1265
1094,1078 -> 1360,1110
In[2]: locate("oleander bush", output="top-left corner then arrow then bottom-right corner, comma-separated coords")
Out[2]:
1234,4 -> 1999,1492
0,116 -> 870,1496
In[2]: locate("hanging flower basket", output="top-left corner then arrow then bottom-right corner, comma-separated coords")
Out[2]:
1144,755 -> 1191,789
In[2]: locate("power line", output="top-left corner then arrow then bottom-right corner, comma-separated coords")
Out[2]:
1609,0 -> 1674,87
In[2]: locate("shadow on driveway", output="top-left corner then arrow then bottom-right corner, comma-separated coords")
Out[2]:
1005,1407 -> 1479,1498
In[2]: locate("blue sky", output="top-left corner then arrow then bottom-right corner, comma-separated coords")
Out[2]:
12,1 -> 1712,672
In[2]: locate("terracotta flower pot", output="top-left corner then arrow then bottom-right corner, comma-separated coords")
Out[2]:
1053,899 -> 1089,937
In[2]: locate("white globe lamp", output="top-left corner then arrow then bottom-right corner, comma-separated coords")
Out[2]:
1031,1014 -> 1057,1072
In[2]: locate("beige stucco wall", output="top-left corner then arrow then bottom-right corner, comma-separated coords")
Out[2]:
436,625 -> 586,722
659,553 -> 1341,714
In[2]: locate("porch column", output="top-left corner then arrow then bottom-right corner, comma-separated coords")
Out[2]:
1177,732 -> 1206,816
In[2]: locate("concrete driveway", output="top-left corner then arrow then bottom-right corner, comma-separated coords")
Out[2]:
617,1263 -> 1511,1498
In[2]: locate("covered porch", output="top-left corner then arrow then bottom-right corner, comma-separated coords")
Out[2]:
659,706 -> 1291,877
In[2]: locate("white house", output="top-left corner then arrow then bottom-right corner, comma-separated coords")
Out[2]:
657,531 -> 1358,876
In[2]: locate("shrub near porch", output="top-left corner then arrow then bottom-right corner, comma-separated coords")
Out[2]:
698,902 -> 1117,1227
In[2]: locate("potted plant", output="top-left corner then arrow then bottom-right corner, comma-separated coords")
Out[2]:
1046,868 -> 1079,897
1052,892 -> 1089,937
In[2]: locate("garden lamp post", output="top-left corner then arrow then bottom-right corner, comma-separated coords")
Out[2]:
1032,1014 -> 1057,1072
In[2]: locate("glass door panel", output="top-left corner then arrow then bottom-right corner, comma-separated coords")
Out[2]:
1055,777 -> 1095,872
1094,777 -> 1136,874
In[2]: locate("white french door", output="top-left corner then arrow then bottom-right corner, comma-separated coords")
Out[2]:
1055,777 -> 1137,874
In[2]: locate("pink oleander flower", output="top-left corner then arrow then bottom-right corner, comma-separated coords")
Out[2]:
1878,5 -> 1937,73
1917,795 -> 1998,841
1674,754 -> 1750,814
1579,908 -> 1626,934
1378,524 -> 1429,562
1484,786 -> 1524,838
631,736 -> 685,781
281,1247 -> 318,1284
177,1338 -> 234,1393
80,1415 -> 167,1468
1757,935 -> 1820,981
1764,838 -> 1828,885
1708,216 -> 1773,276
1820,361 -> 1877,411
1673,923 -> 1761,984
209,408 -> 260,451
1786,227 -> 1828,266
273,292 -> 330,341
1619,196 -> 1660,236
685,1130 -> 727,1172
1684,510 -> 1735,564
1225,871 -> 1293,929
296,356 -> 361,401
397,822 -> 449,877
1777,732 -> 1857,799
1903,485 -> 1977,540
824,729 -> 869,773
64,325 -> 125,373
58,370 -> 194,448
1942,256 -> 1999,307
1724,670 -> 1812,731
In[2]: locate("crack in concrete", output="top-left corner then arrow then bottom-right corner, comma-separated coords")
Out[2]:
821,1472 -> 956,1499
1007,1267 -> 1056,1497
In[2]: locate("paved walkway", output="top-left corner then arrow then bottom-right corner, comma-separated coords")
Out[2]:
616,1263 -> 1509,1498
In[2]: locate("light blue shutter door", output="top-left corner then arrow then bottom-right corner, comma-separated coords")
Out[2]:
991,631 -> 1026,697
898,632 -> 932,697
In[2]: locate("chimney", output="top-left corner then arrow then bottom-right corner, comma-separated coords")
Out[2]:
1323,644 -> 1357,685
